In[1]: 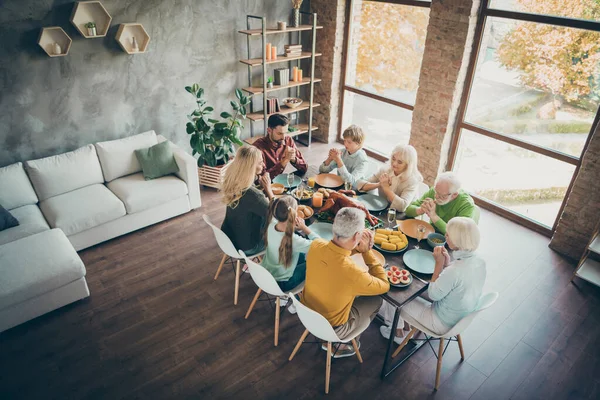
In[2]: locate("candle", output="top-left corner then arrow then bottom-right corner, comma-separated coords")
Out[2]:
312,192 -> 323,208
299,69 -> 303,81
271,46 -> 277,60
292,67 -> 297,82
266,43 -> 271,60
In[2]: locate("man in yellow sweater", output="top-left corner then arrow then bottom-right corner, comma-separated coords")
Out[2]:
303,207 -> 390,357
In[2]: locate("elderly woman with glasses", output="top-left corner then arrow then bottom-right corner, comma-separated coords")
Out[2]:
404,172 -> 479,234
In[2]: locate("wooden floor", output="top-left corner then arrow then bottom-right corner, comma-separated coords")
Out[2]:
1,142 -> 599,400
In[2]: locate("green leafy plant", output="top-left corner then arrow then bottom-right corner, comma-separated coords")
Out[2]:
85,22 -> 96,28
267,77 -> 274,83
185,83 -> 250,167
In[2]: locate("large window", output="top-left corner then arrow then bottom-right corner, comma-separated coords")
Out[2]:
449,0 -> 600,232
340,0 -> 431,158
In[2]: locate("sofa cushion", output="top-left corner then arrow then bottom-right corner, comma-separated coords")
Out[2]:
0,229 -> 86,310
135,140 -> 180,180
0,205 -> 19,232
40,184 -> 126,236
95,131 -> 158,182
0,162 -> 39,210
0,205 -> 50,246
107,172 -> 188,214
25,145 -> 104,201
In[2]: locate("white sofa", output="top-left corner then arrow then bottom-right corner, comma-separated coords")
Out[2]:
0,130 -> 201,332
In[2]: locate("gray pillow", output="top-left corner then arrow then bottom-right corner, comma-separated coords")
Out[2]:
0,204 -> 19,231
134,141 -> 180,180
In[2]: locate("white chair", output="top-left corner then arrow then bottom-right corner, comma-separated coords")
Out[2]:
203,214 -> 264,305
239,250 -> 304,346
288,295 -> 367,394
391,292 -> 499,390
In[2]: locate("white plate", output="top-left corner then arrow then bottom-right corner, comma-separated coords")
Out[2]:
309,222 -> 334,241
355,194 -> 389,212
403,249 -> 435,274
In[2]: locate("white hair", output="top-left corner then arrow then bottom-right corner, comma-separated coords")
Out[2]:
447,217 -> 480,252
332,207 -> 365,239
390,144 -> 423,182
435,172 -> 461,194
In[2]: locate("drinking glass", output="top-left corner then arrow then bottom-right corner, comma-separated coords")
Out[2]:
415,224 -> 426,249
307,176 -> 316,188
287,173 -> 295,189
344,181 -> 352,191
387,208 -> 396,229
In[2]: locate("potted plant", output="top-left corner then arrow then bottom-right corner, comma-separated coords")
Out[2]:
185,83 -> 251,188
267,77 -> 274,89
85,22 -> 96,36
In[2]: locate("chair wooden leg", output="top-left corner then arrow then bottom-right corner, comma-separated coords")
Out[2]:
214,254 -> 227,280
391,327 -> 418,358
351,339 -> 363,363
289,329 -> 309,361
245,288 -> 262,319
234,259 -> 241,305
435,338 -> 445,390
325,342 -> 332,394
274,297 -> 281,347
457,334 -> 465,360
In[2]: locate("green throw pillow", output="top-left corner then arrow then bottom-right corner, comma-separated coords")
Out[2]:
135,141 -> 180,180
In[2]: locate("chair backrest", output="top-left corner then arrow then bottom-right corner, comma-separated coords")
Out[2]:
203,214 -> 240,258
239,251 -> 285,297
289,295 -> 340,343
417,182 -> 430,198
445,292 -> 499,338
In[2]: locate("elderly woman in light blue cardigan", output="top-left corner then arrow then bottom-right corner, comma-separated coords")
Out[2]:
379,217 -> 487,342
319,125 -> 369,189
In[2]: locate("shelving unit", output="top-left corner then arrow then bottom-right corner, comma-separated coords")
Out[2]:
70,1 -> 112,38
239,12 -> 321,147
115,23 -> 151,54
38,27 -> 72,57
572,221 -> 600,287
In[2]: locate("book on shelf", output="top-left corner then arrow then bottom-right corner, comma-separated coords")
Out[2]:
285,44 -> 302,50
274,68 -> 289,86
266,97 -> 281,114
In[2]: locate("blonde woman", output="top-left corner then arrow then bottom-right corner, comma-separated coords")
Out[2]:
221,146 -> 274,254
379,217 -> 486,342
357,144 -> 423,212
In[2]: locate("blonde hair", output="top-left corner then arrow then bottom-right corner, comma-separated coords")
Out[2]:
342,125 -> 365,146
447,217 -> 480,252
221,146 -> 263,207
264,195 -> 297,268
390,144 -> 423,182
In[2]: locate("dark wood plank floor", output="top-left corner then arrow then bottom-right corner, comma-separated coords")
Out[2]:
1,142 -> 599,400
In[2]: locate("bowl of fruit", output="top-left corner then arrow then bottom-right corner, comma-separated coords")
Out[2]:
386,266 -> 412,287
283,97 -> 303,109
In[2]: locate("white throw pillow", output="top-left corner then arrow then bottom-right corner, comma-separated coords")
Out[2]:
95,131 -> 158,182
0,162 -> 39,210
25,144 -> 104,201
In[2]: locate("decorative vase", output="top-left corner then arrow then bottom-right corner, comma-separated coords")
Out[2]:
131,37 -> 139,52
87,27 -> 96,36
53,42 -> 62,55
293,8 -> 300,27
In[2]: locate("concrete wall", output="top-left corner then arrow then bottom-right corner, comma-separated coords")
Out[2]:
0,0 -> 302,167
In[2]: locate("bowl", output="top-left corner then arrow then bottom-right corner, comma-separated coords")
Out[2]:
297,205 -> 314,219
272,183 -> 285,195
283,97 -> 303,109
291,187 -> 313,202
427,232 -> 446,248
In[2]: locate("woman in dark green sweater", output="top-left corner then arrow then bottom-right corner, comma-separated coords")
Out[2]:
221,146 -> 274,255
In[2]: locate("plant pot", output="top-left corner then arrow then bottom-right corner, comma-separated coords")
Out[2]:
198,160 -> 233,189
267,82 -> 274,89
87,27 -> 97,36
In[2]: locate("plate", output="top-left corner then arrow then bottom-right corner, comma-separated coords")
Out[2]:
355,194 -> 389,212
297,205 -> 314,219
314,173 -> 344,188
309,222 -> 334,241
373,242 -> 408,254
397,219 -> 435,239
351,250 -> 386,272
385,266 -> 413,288
273,174 -> 302,188
403,249 -> 435,274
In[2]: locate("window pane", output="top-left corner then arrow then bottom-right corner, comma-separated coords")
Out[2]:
341,91 -> 412,156
453,129 -> 576,228
464,16 -> 599,158
345,1 -> 430,105
489,0 -> 600,22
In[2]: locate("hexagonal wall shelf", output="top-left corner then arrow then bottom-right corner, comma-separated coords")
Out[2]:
70,1 -> 112,38
116,23 -> 150,54
38,27 -> 72,57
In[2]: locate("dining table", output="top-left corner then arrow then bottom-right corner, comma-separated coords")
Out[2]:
291,166 -> 436,380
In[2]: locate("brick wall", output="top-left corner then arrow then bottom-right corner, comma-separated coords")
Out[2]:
409,0 -> 481,185
550,126 -> 600,259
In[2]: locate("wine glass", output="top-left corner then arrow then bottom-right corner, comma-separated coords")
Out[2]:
344,181 -> 352,191
387,208 -> 396,229
415,224 -> 426,249
287,173 -> 295,189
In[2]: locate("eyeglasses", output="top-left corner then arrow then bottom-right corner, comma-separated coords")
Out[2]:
435,191 -> 454,199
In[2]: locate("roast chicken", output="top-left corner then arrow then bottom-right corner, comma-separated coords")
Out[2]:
319,192 -> 379,226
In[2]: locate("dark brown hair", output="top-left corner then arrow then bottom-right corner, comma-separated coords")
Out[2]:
268,114 -> 290,129
264,195 -> 297,268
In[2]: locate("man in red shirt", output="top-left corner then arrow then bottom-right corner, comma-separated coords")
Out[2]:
253,114 -> 308,179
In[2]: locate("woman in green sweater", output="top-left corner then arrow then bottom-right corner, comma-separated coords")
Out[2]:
221,146 -> 274,255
